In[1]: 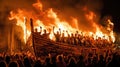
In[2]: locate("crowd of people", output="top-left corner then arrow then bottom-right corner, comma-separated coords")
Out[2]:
0,27 -> 117,67
33,26 -> 115,49
6,26 -> 116,67
0,49 -> 120,67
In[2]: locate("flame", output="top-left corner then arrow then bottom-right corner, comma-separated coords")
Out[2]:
8,1 -> 115,43
9,10 -> 28,43
95,28 -> 108,39
47,8 -> 79,37
33,0 -> 43,11
107,19 -> 115,42
85,10 -> 115,42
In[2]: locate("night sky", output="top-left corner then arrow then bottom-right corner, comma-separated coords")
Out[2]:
101,0 -> 120,33
0,0 -> 120,33
0,0 -> 120,46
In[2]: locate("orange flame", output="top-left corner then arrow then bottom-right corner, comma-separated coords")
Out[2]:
8,1 -> 115,43
9,10 -> 29,43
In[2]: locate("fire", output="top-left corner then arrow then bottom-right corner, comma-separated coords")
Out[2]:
107,19 -> 115,42
9,10 -> 28,43
95,28 -> 108,40
85,10 -> 115,42
33,0 -> 43,11
8,0 -> 115,43
47,8 -> 79,37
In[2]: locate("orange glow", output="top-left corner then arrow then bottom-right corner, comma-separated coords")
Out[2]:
107,19 -> 115,42
33,0 -> 43,11
8,1 -> 115,43
9,10 -> 28,43
95,28 -> 108,40
47,8 -> 79,37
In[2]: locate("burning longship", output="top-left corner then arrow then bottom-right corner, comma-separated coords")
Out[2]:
8,0 -> 116,56
26,18 -> 115,57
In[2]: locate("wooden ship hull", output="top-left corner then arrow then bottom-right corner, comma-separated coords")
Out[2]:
26,18 -> 115,57
27,34 -> 84,57
27,19 -> 84,57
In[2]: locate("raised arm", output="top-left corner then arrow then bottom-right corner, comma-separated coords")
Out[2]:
48,28 -> 51,34
53,26 -> 55,34
59,28 -> 61,35
40,26 -> 42,33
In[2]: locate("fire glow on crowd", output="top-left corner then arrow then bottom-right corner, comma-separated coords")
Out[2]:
1,0 -> 120,67
8,0 -> 115,44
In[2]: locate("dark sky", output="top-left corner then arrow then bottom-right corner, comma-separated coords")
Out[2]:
0,0 -> 120,45
101,0 -> 120,33
0,0 -> 120,33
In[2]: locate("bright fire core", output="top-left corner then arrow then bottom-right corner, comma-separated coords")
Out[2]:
9,0 -> 115,43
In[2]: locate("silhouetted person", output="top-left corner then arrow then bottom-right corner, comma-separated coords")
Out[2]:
61,30 -> 65,43
0,61 -> 7,67
33,60 -> 42,67
5,55 -> 11,64
74,31 -> 79,45
56,55 -> 66,67
42,29 -> 50,39
16,55 -> 24,67
106,53 -> 120,67
86,57 -> 93,67
92,56 -> 98,67
51,57 -> 57,67
53,27 -> 61,42
106,57 -> 111,66
45,57 -> 52,67
23,57 -> 32,67
8,61 -> 19,67
97,55 -> 106,67
35,28 -> 38,32
74,33 -> 78,45
34,28 -> 40,37
70,33 -> 74,45
0,56 -> 4,62
39,26 -> 42,35
77,34 -> 82,46
67,32 -> 71,44
68,57 -> 77,67
77,55 -> 85,67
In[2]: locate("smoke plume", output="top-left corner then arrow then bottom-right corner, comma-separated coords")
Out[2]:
0,0 -> 104,51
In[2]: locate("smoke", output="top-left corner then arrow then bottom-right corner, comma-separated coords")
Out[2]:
39,0 -> 103,31
0,0 -> 35,51
0,0 -> 104,51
